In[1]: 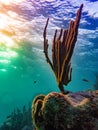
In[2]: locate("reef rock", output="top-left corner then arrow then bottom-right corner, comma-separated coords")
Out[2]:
32,90 -> 98,130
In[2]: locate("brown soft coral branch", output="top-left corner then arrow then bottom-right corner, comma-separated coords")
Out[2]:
43,4 -> 83,93
43,18 -> 53,70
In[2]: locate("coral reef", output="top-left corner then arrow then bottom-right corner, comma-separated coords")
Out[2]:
32,91 -> 98,130
0,104 -> 34,130
43,4 -> 83,92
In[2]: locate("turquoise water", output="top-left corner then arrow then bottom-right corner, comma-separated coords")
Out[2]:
0,0 -> 98,125
0,43 -> 59,124
0,42 -> 95,124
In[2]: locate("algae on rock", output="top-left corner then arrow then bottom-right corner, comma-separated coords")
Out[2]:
32,91 -> 98,130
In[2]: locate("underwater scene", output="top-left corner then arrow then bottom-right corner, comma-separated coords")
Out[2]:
0,0 -> 98,129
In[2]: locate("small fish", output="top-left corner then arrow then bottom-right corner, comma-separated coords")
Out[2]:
93,84 -> 97,88
6,115 -> 11,119
82,78 -> 89,83
34,81 -> 37,84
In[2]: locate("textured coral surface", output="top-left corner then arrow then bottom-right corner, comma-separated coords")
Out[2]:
32,90 -> 98,130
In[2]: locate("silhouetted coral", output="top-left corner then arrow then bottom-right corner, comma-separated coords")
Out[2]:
0,104 -> 34,130
43,4 -> 83,92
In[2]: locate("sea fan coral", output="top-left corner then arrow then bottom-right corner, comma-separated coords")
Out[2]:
43,4 -> 83,92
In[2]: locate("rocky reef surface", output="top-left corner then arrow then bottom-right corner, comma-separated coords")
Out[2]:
32,90 -> 98,130
1,90 -> 98,130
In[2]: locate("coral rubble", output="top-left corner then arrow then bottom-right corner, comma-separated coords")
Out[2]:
32,90 -> 98,130
43,4 -> 83,92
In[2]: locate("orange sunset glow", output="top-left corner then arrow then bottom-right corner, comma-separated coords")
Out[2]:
0,0 -> 24,5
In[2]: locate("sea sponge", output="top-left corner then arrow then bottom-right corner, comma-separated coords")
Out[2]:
32,91 -> 98,130
32,94 -> 45,130
32,92 -> 78,130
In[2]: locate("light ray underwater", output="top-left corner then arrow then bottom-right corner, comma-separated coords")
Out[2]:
0,0 -> 98,129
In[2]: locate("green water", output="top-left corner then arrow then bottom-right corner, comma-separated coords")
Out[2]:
0,42 -> 59,124
0,42 -> 94,124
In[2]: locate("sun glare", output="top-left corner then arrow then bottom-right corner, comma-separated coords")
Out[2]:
0,0 -> 24,5
0,34 -> 17,47
0,49 -> 17,58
